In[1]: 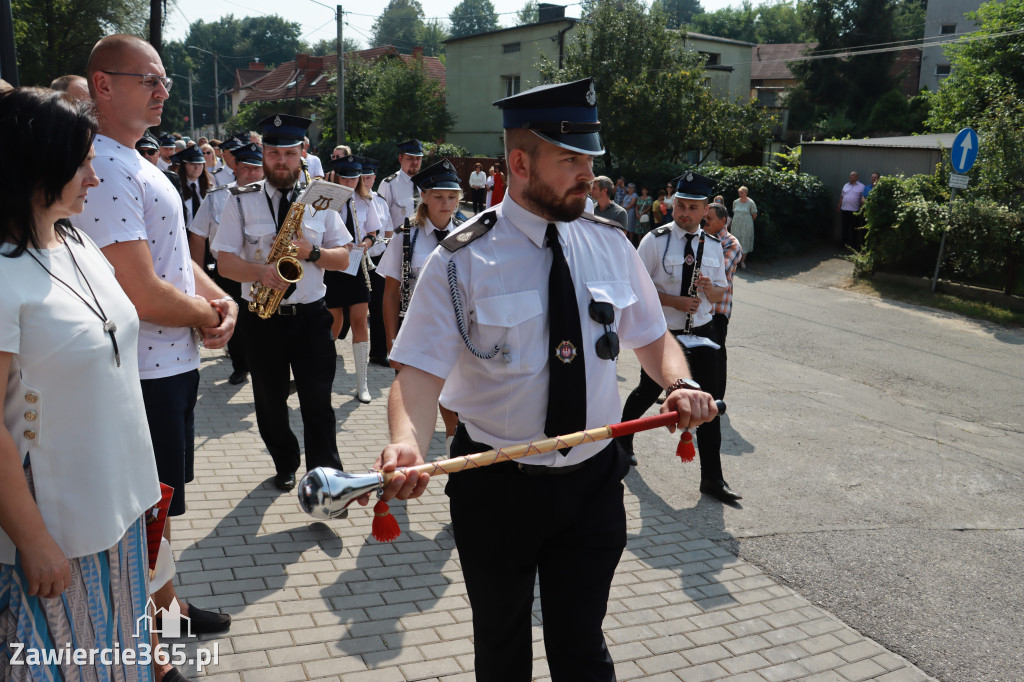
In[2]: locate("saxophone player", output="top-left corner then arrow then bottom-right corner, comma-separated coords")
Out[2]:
620,172 -> 740,502
212,114 -> 351,492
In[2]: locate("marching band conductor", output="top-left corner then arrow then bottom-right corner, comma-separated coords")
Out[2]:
367,78 -> 719,681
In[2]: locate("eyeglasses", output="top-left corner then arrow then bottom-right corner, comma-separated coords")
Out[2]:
589,300 -> 619,361
139,149 -> 158,156
202,151 -> 214,156
101,71 -> 173,92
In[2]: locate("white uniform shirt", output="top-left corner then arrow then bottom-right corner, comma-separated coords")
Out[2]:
376,169 -> 417,230
187,184 -> 230,243
71,136 -> 200,380
339,194 -> 383,243
157,157 -> 171,171
390,196 -> 667,466
305,154 -> 324,178
636,223 -> 727,330
211,181 -> 352,304
211,165 -> 234,188
0,235 -> 162,562
376,217 -> 457,291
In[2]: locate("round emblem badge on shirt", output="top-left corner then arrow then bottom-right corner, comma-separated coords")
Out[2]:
555,340 -> 577,364
685,254 -> 695,265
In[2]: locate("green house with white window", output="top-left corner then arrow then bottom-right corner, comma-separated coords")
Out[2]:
444,5 -> 577,156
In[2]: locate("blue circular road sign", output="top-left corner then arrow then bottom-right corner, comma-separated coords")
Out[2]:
951,127 -> 979,174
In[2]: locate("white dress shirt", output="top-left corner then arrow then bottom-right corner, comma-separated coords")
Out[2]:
187,184 -> 229,243
636,223 -> 727,330
0,235 -> 162,562
376,169 -> 417,230
211,165 -> 235,187
376,216 -> 457,292
211,181 -> 352,304
71,136 -> 200,380
305,154 -> 324,178
469,170 -> 487,189
390,196 -> 667,467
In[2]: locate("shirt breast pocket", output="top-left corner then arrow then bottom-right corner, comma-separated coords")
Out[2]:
243,222 -> 276,262
472,290 -> 544,374
585,280 -> 636,336
302,218 -> 326,248
699,253 -> 721,271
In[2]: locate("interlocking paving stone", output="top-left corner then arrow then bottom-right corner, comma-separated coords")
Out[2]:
178,347 -> 935,680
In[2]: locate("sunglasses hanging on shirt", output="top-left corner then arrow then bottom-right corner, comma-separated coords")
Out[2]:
589,300 -> 619,361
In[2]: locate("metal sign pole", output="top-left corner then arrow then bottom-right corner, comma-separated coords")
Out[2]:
931,187 -> 957,293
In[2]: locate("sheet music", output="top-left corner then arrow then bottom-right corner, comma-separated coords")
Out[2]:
342,246 -> 365,276
297,179 -> 354,212
676,334 -> 721,350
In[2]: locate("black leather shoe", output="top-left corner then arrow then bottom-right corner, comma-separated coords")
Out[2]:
274,472 -> 296,491
183,604 -> 231,634
369,355 -> 390,368
228,370 -> 246,385
700,479 -> 742,502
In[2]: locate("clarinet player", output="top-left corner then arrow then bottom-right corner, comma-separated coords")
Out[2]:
620,172 -> 740,502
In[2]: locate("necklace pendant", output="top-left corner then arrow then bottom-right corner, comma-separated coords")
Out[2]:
103,320 -> 117,333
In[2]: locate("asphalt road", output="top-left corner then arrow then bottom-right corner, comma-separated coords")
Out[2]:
618,249 -> 1024,681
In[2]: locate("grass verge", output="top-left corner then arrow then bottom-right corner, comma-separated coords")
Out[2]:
843,278 -> 1024,327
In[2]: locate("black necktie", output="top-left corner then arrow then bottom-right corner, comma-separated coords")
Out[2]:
433,229 -> 448,242
680,232 -> 697,296
190,183 -> 200,220
277,189 -> 293,230
544,223 -> 586,455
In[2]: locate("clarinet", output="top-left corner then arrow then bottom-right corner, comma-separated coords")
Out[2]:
352,199 -> 372,292
399,218 -> 413,318
682,229 -> 706,334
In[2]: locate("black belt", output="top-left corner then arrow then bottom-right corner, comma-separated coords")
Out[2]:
275,298 -> 325,316
516,460 -> 590,476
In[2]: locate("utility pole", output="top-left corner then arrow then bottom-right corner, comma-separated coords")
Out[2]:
213,51 -> 220,138
188,70 -> 196,140
337,5 -> 345,145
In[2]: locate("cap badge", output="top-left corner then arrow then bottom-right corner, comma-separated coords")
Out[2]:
585,82 -> 596,106
685,172 -> 693,182
555,340 -> 577,364
443,160 -> 452,170
273,115 -> 282,127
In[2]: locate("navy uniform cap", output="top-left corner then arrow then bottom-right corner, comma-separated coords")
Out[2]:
396,139 -> 423,156
232,142 -> 263,167
410,159 -> 462,191
220,138 -> 242,152
673,171 -> 714,201
331,155 -> 362,178
493,77 -> 604,156
158,134 -> 177,148
136,133 -> 160,152
257,114 -> 311,147
357,157 -> 380,174
170,146 -> 205,165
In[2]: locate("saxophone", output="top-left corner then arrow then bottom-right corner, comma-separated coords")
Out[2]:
682,230 -> 706,334
249,198 -> 306,319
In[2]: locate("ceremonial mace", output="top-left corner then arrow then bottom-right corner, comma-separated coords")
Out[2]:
298,400 -> 725,542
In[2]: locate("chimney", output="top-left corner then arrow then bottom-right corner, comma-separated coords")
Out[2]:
249,61 -> 266,70
412,46 -> 424,59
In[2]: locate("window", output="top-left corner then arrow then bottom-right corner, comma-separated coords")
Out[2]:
503,75 -> 521,97
940,24 -> 956,35
936,64 -> 951,77
699,51 -> 721,66
502,42 -> 521,54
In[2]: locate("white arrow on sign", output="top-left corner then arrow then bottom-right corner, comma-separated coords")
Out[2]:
959,133 -> 974,170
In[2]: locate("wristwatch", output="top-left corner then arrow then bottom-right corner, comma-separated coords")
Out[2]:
668,378 -> 701,392
306,245 -> 321,263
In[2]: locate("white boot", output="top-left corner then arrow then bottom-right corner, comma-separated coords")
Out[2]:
354,341 -> 371,403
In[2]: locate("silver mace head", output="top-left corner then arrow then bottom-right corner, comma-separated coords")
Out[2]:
297,467 -> 384,520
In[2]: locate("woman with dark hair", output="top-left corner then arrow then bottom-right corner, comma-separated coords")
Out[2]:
0,88 -> 162,680
173,145 -> 212,227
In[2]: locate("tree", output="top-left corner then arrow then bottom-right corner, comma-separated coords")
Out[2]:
651,0 -> 703,29
689,2 -> 756,42
415,19 -> 449,57
309,37 -> 364,56
449,0 -> 499,39
755,0 -> 811,43
927,0 -> 1024,132
372,0 -> 426,54
688,0 -> 807,44
541,0 -> 774,168
12,0 -> 148,86
312,54 -> 454,148
516,0 -> 539,25
789,0 -> 899,134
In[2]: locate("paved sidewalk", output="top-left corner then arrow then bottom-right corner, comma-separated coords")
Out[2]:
169,343 -> 936,682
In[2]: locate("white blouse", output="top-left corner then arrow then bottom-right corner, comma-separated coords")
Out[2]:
0,232 -> 161,563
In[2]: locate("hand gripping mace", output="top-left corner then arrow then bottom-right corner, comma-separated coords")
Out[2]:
298,400 -> 725,542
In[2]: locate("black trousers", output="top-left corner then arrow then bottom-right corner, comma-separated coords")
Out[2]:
620,322 -> 726,481
840,210 -> 862,247
140,370 -> 199,516
368,265 -> 387,361
240,302 -> 342,475
470,187 -> 486,215
213,267 -> 247,374
447,428 -> 627,681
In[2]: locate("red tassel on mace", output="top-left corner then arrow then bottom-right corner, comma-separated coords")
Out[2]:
677,430 -> 696,462
371,500 -> 401,543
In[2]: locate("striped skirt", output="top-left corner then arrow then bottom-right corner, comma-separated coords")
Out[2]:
0,461 -> 153,682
